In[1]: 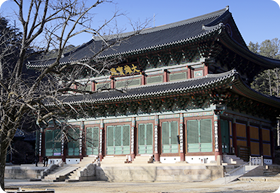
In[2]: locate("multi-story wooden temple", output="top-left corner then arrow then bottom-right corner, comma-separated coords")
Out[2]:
28,7 -> 280,165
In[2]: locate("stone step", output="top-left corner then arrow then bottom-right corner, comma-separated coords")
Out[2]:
101,156 -> 128,165
132,155 -> 153,164
223,155 -> 246,165
42,166 -> 79,182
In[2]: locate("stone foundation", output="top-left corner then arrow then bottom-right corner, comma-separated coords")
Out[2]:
5,166 -> 44,179
95,165 -> 223,182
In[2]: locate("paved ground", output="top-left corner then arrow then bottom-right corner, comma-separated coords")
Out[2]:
4,178 -> 280,193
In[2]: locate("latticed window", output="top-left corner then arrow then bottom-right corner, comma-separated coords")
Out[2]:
106,125 -> 130,155
138,123 -> 153,154
67,127 -> 80,156
45,129 -> 62,156
86,127 -> 99,155
187,119 -> 212,152
161,121 -> 178,153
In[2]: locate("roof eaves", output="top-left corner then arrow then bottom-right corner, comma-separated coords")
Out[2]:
97,24 -> 223,59
49,70 -> 237,106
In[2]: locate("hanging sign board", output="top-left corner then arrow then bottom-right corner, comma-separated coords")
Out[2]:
110,62 -> 140,76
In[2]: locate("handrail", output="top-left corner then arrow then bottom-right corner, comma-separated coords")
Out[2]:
249,156 -> 263,166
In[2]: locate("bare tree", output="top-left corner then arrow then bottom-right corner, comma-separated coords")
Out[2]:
0,0 -> 148,189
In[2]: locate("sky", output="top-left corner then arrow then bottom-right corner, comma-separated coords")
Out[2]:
0,0 -> 280,47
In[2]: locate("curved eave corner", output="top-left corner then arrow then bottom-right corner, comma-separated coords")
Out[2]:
219,30 -> 280,69
231,74 -> 280,109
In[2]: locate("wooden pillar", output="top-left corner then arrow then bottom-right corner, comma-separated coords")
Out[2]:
232,119 -> 237,156
163,69 -> 168,82
246,122 -> 251,156
79,121 -> 84,160
154,115 -> 160,162
259,125 -> 263,156
203,63 -> 208,76
187,66 -> 191,79
271,128 -> 275,163
131,117 -> 136,161
110,77 -> 115,89
179,113 -> 185,161
141,72 -> 145,85
99,119 -> 104,161
91,81 -> 96,91
214,114 -> 222,165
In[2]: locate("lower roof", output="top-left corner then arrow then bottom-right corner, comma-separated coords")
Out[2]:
51,70 -> 280,109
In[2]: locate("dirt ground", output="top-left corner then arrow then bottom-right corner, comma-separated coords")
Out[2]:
5,180 -> 280,193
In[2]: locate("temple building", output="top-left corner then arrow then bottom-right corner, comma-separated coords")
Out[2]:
27,6 -> 280,165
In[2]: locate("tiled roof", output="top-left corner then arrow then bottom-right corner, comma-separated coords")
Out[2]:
27,7 -> 230,68
50,70 -> 237,106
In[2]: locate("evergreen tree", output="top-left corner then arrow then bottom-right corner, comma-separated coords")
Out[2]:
249,38 -> 280,96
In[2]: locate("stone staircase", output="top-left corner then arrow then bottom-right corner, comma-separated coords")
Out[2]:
42,165 -> 79,182
211,164 -> 260,184
66,156 -> 98,182
100,156 -> 128,165
132,155 -> 153,164
42,156 -> 98,182
223,154 -> 246,165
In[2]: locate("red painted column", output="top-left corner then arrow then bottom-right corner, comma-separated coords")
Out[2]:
99,119 -> 104,161
110,77 -> 115,89
141,72 -> 145,85
163,69 -> 168,82
73,84 -> 77,94
179,113 -> 185,161
187,66 -> 191,79
203,63 -> 208,76
154,115 -> 160,162
91,81 -> 96,91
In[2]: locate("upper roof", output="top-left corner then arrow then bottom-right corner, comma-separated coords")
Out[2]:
27,7 -> 233,68
27,6 -> 280,73
46,70 -> 280,110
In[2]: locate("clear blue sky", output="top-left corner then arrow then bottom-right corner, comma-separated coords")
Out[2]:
1,0 -> 280,46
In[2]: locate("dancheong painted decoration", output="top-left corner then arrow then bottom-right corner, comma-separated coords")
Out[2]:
27,6 -> 280,165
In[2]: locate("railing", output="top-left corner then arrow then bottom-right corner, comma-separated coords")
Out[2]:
249,156 -> 263,166
222,156 -> 263,184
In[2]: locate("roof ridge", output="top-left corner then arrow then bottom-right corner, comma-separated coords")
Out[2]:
93,7 -> 229,41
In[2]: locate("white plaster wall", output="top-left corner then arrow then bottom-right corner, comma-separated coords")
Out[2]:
185,156 -> 215,164
48,159 -> 62,165
160,156 -> 180,163
264,159 -> 272,165
66,158 -> 80,164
